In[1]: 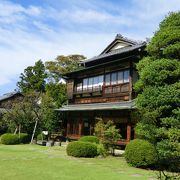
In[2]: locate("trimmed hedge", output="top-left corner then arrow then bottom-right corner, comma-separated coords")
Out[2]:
79,136 -> 99,144
19,133 -> 30,144
0,133 -> 20,145
125,139 -> 158,167
66,141 -> 97,158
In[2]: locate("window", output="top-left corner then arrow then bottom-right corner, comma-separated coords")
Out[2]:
76,83 -> 82,92
93,76 -> 99,86
88,78 -> 93,89
104,69 -> 130,86
124,70 -> 129,83
82,75 -> 104,91
98,75 -> 104,86
105,74 -> 110,85
117,71 -> 123,84
111,72 -> 117,85
76,70 -> 130,93
83,79 -> 88,91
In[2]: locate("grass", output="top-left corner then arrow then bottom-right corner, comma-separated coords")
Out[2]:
0,144 -> 157,180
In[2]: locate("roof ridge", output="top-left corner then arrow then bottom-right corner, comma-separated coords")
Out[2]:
115,34 -> 143,45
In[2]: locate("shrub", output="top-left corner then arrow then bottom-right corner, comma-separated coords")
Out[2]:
0,133 -> 20,145
79,136 -> 99,144
94,119 -> 121,155
125,139 -> 158,167
19,133 -> 30,144
97,143 -> 107,157
66,141 -> 97,158
37,133 -> 46,141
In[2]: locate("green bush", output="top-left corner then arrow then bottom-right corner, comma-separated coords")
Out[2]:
19,133 -> 30,144
66,141 -> 97,158
37,133 -> 46,141
79,136 -> 99,144
125,139 -> 158,167
97,143 -> 107,157
0,133 -> 20,145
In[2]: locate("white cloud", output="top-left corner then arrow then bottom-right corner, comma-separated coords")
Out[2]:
56,8 -> 133,26
0,0 -> 179,94
0,1 -> 42,25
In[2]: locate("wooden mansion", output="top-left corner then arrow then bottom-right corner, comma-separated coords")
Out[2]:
59,34 -> 146,145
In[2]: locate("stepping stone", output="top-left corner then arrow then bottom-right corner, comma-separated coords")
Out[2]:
131,174 -> 142,177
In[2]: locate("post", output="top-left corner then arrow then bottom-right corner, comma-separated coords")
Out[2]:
31,119 -> 38,144
127,124 -> 131,142
79,119 -> 82,137
129,61 -> 133,100
67,121 -> 70,136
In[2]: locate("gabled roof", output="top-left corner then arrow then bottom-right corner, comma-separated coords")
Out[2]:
0,91 -> 22,102
81,34 -> 146,66
100,34 -> 141,54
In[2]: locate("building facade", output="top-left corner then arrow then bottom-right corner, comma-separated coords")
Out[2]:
59,34 -> 146,145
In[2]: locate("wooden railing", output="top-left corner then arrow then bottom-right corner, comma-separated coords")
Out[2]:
74,85 -> 102,94
102,83 -> 129,95
74,83 -> 130,95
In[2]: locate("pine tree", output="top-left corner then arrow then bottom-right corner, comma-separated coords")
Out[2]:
17,60 -> 47,93
135,12 -> 180,174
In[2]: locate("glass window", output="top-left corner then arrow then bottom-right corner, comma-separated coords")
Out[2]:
98,75 -> 104,86
111,72 -> 117,85
83,79 -> 88,90
105,74 -> 110,85
88,77 -> 93,89
77,83 -> 82,92
93,76 -> 99,86
124,70 -> 130,83
117,71 -> 123,84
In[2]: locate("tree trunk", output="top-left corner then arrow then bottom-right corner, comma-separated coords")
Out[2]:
31,119 -> 38,144
14,127 -> 18,134
19,125 -> 21,138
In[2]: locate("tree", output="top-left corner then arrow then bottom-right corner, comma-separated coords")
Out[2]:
45,82 -> 67,107
45,54 -> 85,107
2,93 -> 40,135
17,60 -> 47,93
45,54 -> 86,78
134,12 -> 180,176
94,118 -> 121,155
2,92 -> 59,137
40,93 -> 60,133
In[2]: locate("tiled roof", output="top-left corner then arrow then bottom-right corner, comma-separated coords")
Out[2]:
57,100 -> 135,111
0,92 -> 21,102
81,42 -> 146,64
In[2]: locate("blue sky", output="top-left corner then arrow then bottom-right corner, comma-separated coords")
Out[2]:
0,0 -> 179,95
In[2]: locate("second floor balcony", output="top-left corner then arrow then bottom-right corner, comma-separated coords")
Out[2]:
74,82 -> 130,96
73,69 -> 130,96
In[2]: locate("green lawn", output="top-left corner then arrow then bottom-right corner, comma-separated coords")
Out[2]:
0,144 -> 157,180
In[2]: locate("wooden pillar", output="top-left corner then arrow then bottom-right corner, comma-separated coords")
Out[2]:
127,124 -> 131,142
66,112 -> 70,136
67,122 -> 70,136
79,119 -> 82,136
129,61 -> 133,100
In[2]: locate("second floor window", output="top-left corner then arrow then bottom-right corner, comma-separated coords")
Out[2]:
75,70 -> 130,92
105,69 -> 130,86
83,75 -> 104,91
